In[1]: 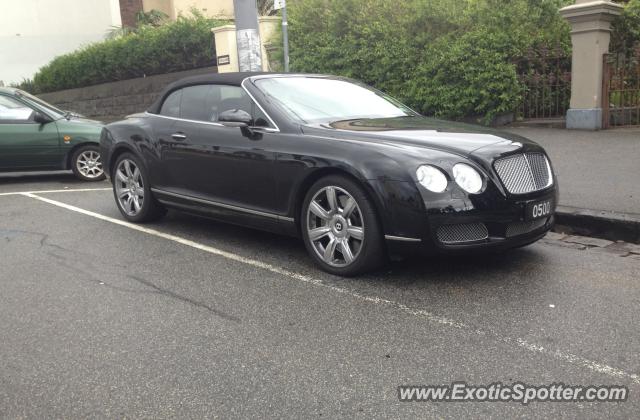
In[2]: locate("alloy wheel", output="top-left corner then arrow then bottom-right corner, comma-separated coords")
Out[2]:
115,159 -> 145,216
306,186 -> 365,267
76,150 -> 104,179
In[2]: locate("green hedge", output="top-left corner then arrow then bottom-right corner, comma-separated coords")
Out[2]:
27,14 -> 227,94
611,0 -> 640,55
287,0 -> 573,123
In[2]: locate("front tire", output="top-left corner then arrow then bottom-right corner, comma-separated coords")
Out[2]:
112,153 -> 166,223
301,175 -> 386,276
71,145 -> 106,181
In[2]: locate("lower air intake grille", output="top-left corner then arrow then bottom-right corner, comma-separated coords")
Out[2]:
436,223 -> 489,244
506,218 -> 548,238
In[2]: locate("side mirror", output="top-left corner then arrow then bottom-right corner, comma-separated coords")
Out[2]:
218,109 -> 253,127
33,111 -> 53,124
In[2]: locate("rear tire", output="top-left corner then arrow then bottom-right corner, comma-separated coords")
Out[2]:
112,153 -> 166,223
301,175 -> 386,276
71,144 -> 106,181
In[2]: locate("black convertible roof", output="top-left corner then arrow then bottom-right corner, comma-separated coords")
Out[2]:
147,71 -> 272,114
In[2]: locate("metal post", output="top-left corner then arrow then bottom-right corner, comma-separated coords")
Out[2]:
602,53 -> 611,129
282,4 -> 290,72
233,0 -> 262,72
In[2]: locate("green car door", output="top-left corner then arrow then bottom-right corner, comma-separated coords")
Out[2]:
0,93 -> 62,170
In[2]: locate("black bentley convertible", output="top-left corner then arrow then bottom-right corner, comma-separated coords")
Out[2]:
101,73 -> 557,276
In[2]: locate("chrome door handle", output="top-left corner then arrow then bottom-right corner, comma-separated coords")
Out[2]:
171,133 -> 187,140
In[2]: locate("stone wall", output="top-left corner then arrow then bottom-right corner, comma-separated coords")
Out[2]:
37,66 -> 218,122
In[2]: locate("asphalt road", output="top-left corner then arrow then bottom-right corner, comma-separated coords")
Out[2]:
1,172 -> 639,419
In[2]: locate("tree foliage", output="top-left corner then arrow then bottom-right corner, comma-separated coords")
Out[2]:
611,0 -> 640,55
258,0 -> 278,16
287,0 -> 573,123
106,9 -> 170,40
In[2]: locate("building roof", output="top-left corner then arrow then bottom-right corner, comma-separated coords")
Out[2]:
147,71 -> 273,114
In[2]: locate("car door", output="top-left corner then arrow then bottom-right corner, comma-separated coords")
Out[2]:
0,94 -> 61,170
158,84 -> 278,216
147,88 -> 189,190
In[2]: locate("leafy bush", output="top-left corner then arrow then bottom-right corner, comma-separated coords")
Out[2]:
611,0 -> 640,55
25,13 -> 227,94
409,0 -> 572,122
287,0 -> 572,123
407,30 -> 522,122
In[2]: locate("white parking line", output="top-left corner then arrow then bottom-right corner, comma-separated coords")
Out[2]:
20,191 -> 640,386
0,187 -> 111,197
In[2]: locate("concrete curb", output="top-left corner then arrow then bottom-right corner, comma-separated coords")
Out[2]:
555,205 -> 640,245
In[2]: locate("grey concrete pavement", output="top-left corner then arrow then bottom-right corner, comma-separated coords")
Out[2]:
505,127 -> 640,215
1,176 -> 639,418
0,171 -> 85,193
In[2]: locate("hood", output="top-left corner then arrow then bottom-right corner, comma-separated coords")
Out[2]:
55,117 -> 104,141
302,116 -> 536,157
58,116 -> 104,126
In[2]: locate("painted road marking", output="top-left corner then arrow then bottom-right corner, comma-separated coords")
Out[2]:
0,187 -> 111,197
20,192 -> 640,385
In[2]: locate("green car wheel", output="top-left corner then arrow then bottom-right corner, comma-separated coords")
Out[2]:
71,145 -> 106,181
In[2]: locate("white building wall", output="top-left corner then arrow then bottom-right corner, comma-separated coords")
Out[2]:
142,0 -> 234,20
169,0 -> 234,19
0,0 -> 122,85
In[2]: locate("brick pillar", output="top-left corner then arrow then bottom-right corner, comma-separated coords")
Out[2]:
119,0 -> 144,28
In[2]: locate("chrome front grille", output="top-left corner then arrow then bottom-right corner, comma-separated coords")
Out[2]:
436,223 -> 489,244
494,153 -> 553,194
506,218 -> 548,238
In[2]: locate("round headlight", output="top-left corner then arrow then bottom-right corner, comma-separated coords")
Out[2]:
416,165 -> 448,193
453,163 -> 483,194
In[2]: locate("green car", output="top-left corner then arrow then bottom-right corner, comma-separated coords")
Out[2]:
0,87 -> 105,181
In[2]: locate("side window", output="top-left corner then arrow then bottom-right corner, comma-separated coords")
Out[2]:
252,104 -> 272,128
160,89 -> 182,118
180,85 -> 219,122
0,95 -> 35,123
164,84 -> 275,128
216,86 -> 253,119
215,86 -> 274,128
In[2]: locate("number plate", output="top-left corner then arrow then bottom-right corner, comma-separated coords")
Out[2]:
526,199 -> 553,221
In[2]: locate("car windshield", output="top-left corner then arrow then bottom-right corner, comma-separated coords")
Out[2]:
255,77 -> 418,124
16,90 -> 66,119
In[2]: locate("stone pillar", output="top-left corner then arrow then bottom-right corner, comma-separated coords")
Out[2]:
212,18 -> 281,73
560,0 -> 623,130
212,25 -> 240,73
258,16 -> 281,71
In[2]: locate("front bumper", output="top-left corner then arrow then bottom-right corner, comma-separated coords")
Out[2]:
385,186 -> 557,257
386,221 -> 552,257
